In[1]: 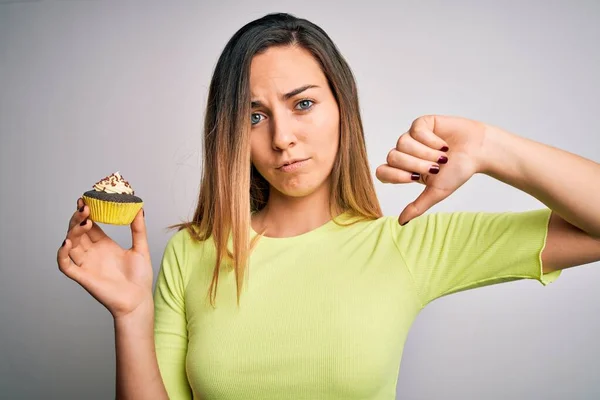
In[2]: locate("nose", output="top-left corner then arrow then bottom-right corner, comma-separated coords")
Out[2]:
271,112 -> 297,151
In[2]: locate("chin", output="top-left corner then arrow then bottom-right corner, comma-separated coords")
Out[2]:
276,185 -> 317,198
272,177 -> 328,199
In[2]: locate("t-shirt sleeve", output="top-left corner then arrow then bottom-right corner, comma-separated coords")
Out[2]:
390,208 -> 561,307
153,230 -> 193,400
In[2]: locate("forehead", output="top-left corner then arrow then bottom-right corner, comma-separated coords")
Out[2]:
249,46 -> 327,94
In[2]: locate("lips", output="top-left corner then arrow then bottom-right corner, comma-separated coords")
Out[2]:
276,158 -> 310,173
277,158 -> 309,169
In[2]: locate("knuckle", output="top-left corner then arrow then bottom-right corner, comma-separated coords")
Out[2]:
396,133 -> 409,148
416,115 -> 434,126
411,129 -> 426,140
410,116 -> 425,130
375,166 -> 388,182
386,149 -> 396,165
409,202 -> 423,216
68,220 -> 79,232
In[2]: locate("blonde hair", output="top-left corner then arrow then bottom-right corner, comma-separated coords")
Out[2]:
168,13 -> 382,306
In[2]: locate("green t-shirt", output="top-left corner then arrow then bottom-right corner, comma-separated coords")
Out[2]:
154,208 -> 560,399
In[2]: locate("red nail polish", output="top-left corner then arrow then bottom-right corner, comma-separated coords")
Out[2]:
401,220 -> 410,226
61,239 -> 66,247
440,146 -> 449,152
143,209 -> 145,217
78,206 -> 84,212
438,156 -> 448,164
411,173 -> 420,181
429,166 -> 440,174
80,219 -> 88,226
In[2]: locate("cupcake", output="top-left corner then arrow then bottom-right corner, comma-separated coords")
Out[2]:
82,171 -> 143,225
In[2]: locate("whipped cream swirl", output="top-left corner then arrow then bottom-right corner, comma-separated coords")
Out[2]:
92,171 -> 134,195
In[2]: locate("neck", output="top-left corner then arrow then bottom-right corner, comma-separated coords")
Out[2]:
252,183 -> 341,238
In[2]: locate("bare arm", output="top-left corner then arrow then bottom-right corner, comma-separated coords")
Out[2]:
376,114 -> 600,272
543,211 -> 600,273
479,125 -> 600,271
115,298 -> 169,400
58,202 -> 171,399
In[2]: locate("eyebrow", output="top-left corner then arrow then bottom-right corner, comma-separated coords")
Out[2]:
251,84 -> 320,108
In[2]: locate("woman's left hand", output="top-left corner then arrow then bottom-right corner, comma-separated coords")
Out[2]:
375,115 -> 488,225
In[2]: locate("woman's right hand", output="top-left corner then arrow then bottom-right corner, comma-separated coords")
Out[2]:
57,198 -> 154,320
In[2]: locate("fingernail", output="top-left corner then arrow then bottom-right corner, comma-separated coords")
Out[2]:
401,220 -> 410,226
80,218 -> 88,226
440,146 -> 449,152
61,239 -> 66,247
411,173 -> 420,181
429,165 -> 440,174
78,205 -> 84,212
143,209 -> 145,217
437,156 -> 448,164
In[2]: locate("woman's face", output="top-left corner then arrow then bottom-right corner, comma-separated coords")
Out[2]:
249,45 -> 340,199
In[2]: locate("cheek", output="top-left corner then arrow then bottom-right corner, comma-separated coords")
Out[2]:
250,133 -> 269,167
311,109 -> 340,161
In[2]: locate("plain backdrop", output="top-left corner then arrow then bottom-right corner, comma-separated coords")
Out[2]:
1,0 -> 599,399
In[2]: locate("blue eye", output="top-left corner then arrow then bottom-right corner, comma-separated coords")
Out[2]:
251,113 -> 264,125
296,99 -> 314,110
251,100 -> 313,126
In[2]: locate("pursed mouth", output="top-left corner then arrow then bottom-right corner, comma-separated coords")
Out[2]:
277,158 -> 309,169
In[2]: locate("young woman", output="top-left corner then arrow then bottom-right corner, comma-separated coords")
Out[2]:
57,12 -> 600,400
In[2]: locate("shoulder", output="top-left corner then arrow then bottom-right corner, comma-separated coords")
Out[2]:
161,226 -> 215,283
165,225 -> 213,254
382,208 -> 552,245
166,226 -> 195,248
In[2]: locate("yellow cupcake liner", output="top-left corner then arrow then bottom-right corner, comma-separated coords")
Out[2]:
82,195 -> 143,225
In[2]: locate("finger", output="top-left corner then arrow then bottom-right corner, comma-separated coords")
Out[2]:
86,219 -> 107,243
68,197 -> 88,233
131,208 -> 149,256
57,239 -> 86,284
77,198 -> 109,243
409,116 -> 450,151
376,164 -> 421,184
398,186 -> 450,225
386,149 -> 442,177
66,216 -> 95,251
395,133 -> 449,165
67,199 -> 98,248
68,244 -> 87,266
78,233 -> 93,251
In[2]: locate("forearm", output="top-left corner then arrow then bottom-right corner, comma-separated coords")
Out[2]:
114,299 -> 168,400
478,125 -> 600,238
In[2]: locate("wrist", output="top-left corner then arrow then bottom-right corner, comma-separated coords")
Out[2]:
476,124 -> 514,177
114,297 -> 155,332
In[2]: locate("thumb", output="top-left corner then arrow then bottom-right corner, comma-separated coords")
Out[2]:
131,208 -> 149,256
398,186 -> 449,225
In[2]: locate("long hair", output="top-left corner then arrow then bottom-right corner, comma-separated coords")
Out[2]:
168,12 -> 382,307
